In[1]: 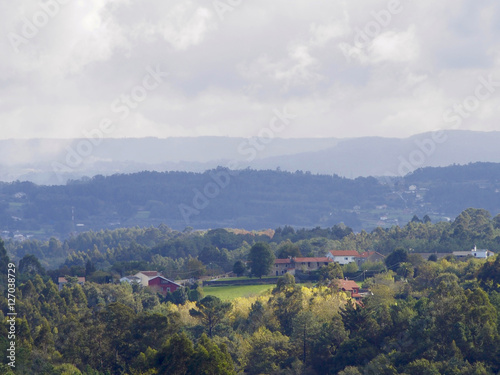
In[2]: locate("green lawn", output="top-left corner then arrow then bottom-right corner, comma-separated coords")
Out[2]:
203,284 -> 274,301
211,275 -> 277,281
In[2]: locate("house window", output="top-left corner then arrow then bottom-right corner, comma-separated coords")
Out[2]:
307,262 -> 311,267
276,264 -> 278,267
167,287 -> 170,292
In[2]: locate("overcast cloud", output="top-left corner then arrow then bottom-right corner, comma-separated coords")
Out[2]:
1,0 -> 500,140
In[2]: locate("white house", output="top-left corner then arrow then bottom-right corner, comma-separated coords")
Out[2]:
453,246 -> 494,259
327,250 -> 359,265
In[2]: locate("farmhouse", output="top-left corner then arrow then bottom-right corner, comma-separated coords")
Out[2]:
120,271 -> 181,296
326,250 -> 359,265
273,258 -> 295,276
293,257 -> 333,271
453,246 -> 495,259
148,276 -> 182,296
134,271 -> 162,286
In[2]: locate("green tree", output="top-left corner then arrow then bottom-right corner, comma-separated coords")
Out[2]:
385,248 -> 409,270
156,332 -> 195,375
19,254 -> 46,276
318,262 -> 344,285
190,295 -> 232,337
232,260 -> 246,277
277,241 -> 302,258
190,334 -> 236,375
246,327 -> 291,375
248,242 -> 275,278
271,280 -> 303,335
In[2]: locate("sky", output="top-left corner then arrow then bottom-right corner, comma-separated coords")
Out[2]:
2,0 -> 500,140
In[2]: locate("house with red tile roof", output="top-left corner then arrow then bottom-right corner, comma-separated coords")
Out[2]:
273,258 -> 294,276
336,279 -> 360,296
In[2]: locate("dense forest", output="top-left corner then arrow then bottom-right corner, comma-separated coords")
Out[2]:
1,162 -> 500,237
2,234 -> 500,374
3,207 -> 500,276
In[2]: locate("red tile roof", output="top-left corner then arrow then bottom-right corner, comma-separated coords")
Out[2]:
294,257 -> 333,263
329,250 -> 359,257
336,279 -> 360,291
275,259 -> 292,264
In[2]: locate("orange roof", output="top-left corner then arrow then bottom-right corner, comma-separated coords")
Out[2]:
336,279 -> 360,291
357,251 -> 374,258
275,259 -> 292,264
329,250 -> 359,257
294,257 -> 332,263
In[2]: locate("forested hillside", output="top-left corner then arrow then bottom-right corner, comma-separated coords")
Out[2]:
3,208 -> 500,276
2,236 -> 500,374
1,163 -> 500,239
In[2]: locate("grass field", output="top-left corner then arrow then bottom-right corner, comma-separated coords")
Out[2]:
203,284 -> 274,301
211,275 -> 277,281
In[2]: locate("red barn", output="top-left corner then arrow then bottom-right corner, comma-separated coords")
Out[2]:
148,276 -> 181,296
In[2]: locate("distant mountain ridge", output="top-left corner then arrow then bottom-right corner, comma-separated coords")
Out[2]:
2,130 -> 500,184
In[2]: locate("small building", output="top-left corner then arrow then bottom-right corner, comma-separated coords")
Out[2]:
293,257 -> 333,271
58,277 -> 85,291
271,257 -> 332,276
134,271 -> 162,286
335,279 -> 361,299
148,276 -> 181,296
453,246 -> 494,259
274,258 -> 294,276
327,250 -> 359,265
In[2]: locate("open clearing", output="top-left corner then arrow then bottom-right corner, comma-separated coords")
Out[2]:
203,284 -> 274,301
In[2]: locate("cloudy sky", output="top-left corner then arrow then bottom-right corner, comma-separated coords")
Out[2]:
1,0 -> 500,140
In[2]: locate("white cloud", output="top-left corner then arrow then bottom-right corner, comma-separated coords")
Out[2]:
1,0 -> 500,142
370,26 -> 419,63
